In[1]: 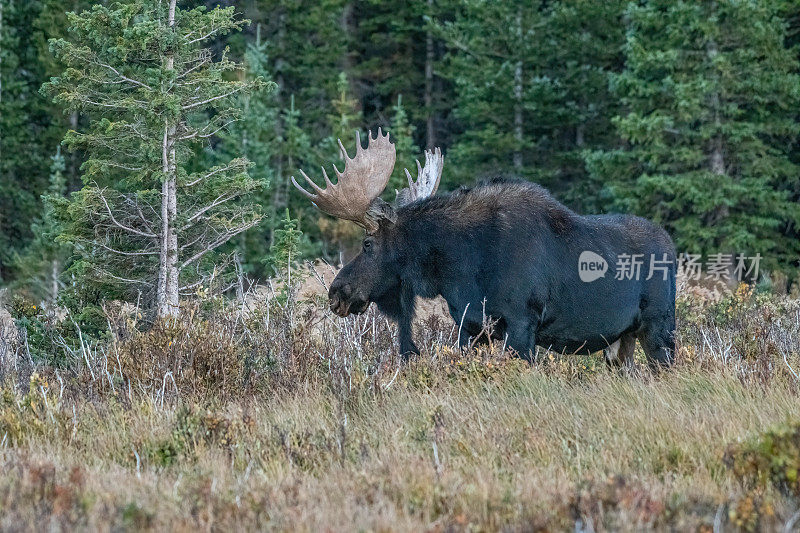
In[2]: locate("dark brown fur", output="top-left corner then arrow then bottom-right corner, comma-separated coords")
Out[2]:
327,178 -> 677,369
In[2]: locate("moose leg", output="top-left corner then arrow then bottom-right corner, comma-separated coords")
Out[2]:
638,320 -> 675,371
505,318 -> 536,362
605,333 -> 637,371
399,283 -> 419,359
604,339 -> 620,367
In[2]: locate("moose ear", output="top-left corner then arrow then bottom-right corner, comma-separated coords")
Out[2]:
364,197 -> 397,231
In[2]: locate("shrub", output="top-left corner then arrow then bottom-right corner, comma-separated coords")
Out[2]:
117,307 -> 245,401
132,404 -> 252,468
724,421 -> 800,498
0,373 -> 70,446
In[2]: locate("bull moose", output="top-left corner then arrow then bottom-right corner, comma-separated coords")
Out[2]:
292,129 -> 676,369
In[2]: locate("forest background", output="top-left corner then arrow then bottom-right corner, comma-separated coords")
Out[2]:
2,0 -> 800,315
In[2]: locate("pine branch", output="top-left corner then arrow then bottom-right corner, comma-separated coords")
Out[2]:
97,189 -> 158,239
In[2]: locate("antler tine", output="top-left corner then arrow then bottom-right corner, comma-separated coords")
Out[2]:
428,147 -> 444,195
301,169 -> 326,194
290,168 -> 327,198
404,168 -> 413,188
337,138 -> 350,161
403,158 -> 424,189
291,128 -> 397,230
399,146 -> 444,205
290,175 -> 316,200
321,166 -> 334,189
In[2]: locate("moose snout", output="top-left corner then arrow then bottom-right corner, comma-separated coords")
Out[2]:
328,282 -> 367,317
328,282 -> 349,316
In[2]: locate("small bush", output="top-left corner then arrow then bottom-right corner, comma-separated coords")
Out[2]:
132,404 -> 251,468
117,307 -> 245,401
724,421 -> 800,498
726,489 -> 777,532
0,455 -> 90,530
677,286 -> 800,387
9,294 -> 72,365
569,475 -> 666,531
0,373 -> 70,446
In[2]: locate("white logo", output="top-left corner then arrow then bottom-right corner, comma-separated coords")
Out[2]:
579,251 -> 607,282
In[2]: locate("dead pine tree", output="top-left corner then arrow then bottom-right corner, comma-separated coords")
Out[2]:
44,0 -> 273,317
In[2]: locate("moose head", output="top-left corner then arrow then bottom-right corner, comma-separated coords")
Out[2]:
292,129 -> 443,318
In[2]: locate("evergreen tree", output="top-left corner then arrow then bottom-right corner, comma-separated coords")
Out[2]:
33,0 -> 94,192
315,74 -> 364,260
389,94 -> 419,195
0,0 -> 62,282
437,1 -> 626,199
12,147 -> 70,304
276,95 -> 314,229
352,0 -> 448,149
586,0 -> 800,271
44,1 -> 268,317
268,209 -> 304,278
324,72 -> 363,152
2,0 -> 799,285
221,23 -> 279,280
543,0 -> 626,208
252,0 -> 351,136
437,1 -> 557,189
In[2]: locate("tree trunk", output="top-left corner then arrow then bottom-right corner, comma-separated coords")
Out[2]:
576,124 -> 585,148
709,136 -> 725,175
0,0 -> 4,171
49,259 -> 59,305
340,3 -> 353,72
68,112 -> 80,190
707,37 -> 726,177
512,9 -> 523,170
424,0 -> 435,149
706,29 -> 736,284
157,0 -> 180,318
707,35 -> 728,223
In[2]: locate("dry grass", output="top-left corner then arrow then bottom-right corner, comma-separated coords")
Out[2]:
1,274 -> 799,531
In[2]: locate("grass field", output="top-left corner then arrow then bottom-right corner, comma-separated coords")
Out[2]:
1,282 -> 799,531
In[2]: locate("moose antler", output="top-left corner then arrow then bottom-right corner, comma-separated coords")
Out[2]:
291,128 -> 396,232
396,147 -> 444,207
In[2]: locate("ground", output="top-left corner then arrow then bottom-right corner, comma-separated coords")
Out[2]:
1,279 -> 799,531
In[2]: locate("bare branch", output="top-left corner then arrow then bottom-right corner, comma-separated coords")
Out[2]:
182,87 -> 244,111
179,230 -> 208,252
182,192 -> 237,228
186,29 -> 222,45
177,119 -> 235,141
96,189 -> 158,238
97,242 -> 159,256
99,161 -> 145,172
131,201 -> 157,235
97,268 -> 153,286
94,61 -> 153,90
185,165 -> 232,187
176,51 -> 212,79
178,219 -> 260,270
